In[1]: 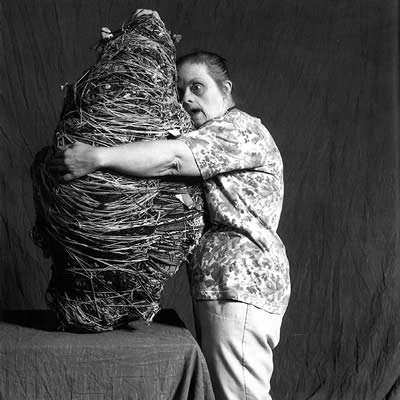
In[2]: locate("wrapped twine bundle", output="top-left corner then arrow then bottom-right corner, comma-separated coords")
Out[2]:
31,12 -> 204,332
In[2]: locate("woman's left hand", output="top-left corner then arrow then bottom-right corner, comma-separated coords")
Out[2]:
48,141 -> 100,182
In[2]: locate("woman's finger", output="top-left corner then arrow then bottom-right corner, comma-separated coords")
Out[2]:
47,164 -> 68,174
51,151 -> 67,162
48,157 -> 66,166
60,173 -> 74,183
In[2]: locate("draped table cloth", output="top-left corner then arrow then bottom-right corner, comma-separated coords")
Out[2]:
0,309 -> 215,400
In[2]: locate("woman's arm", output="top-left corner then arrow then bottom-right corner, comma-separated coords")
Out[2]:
49,139 -> 200,182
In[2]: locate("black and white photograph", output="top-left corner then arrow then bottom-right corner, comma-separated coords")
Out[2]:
0,1 -> 398,399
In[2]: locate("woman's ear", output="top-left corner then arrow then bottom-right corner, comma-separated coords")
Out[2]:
223,80 -> 233,96
222,80 -> 233,106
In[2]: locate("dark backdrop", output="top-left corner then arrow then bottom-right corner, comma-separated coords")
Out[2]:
1,1 -> 399,399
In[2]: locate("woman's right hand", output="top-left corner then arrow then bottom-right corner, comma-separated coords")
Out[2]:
48,142 -> 101,183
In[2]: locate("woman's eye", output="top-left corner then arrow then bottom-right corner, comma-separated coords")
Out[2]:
191,84 -> 203,95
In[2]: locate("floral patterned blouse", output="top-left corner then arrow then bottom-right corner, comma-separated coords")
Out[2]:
180,108 -> 290,315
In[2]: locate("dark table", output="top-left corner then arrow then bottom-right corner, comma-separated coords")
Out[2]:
0,309 -> 215,400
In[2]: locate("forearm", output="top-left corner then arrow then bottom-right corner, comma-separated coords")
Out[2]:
95,139 -> 199,177
50,139 -> 200,182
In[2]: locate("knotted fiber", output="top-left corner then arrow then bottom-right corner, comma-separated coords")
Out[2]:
31,12 -> 204,332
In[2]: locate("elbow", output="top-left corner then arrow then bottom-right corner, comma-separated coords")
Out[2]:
159,157 -> 183,176
156,151 -> 199,177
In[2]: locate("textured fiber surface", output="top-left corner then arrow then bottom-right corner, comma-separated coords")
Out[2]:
30,11 -> 204,332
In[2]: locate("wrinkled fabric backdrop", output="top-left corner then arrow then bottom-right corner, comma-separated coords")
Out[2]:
0,0 -> 398,399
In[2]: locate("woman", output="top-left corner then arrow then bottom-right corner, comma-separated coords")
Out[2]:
50,48 -> 290,400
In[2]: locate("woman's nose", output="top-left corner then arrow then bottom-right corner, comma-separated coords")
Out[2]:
182,89 -> 193,105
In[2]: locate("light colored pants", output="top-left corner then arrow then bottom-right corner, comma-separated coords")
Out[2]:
194,300 -> 283,400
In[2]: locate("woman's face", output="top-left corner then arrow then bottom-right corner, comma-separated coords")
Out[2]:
177,62 -> 229,128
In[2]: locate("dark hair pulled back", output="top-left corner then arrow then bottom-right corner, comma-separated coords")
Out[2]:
176,51 -> 233,96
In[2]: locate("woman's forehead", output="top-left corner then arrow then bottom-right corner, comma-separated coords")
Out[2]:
177,62 -> 210,82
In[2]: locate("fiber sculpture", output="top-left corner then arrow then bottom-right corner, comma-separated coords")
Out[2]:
31,11 -> 204,332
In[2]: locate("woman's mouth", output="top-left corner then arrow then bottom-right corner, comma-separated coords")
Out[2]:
188,109 -> 206,127
188,108 -> 202,116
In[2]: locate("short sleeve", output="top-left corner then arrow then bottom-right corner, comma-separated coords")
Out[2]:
179,111 -> 274,180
